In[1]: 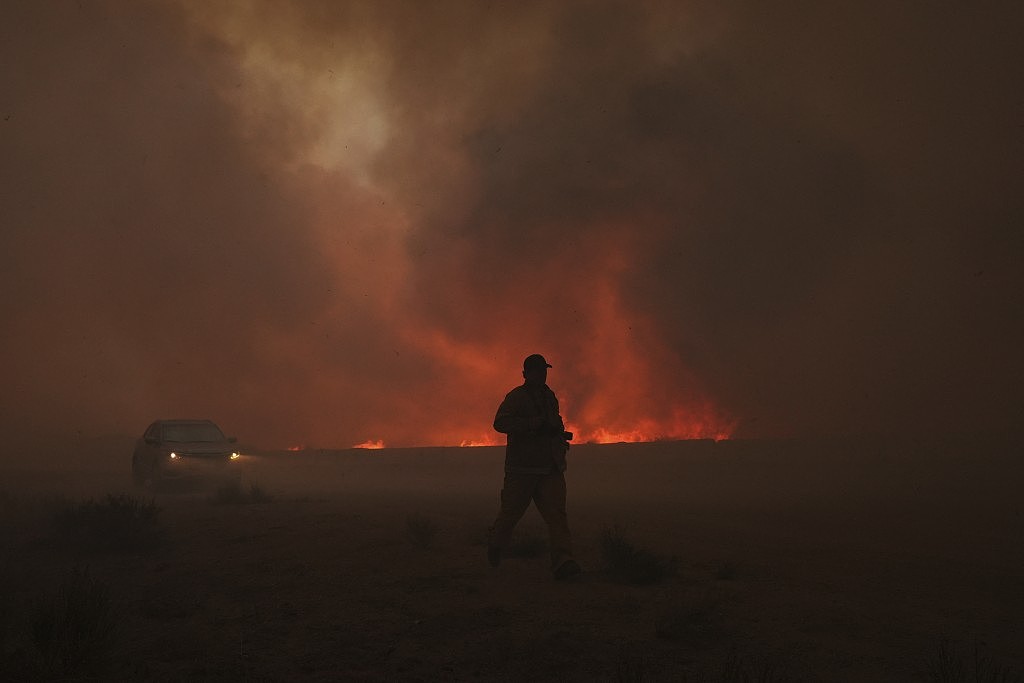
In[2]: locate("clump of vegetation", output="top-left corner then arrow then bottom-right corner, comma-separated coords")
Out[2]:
655,593 -> 722,644
406,514 -> 438,550
600,526 -> 675,585
54,493 -> 164,553
212,480 -> 273,504
926,638 -> 1021,683
30,567 -> 117,678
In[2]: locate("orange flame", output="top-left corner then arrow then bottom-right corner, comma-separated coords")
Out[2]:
459,435 -> 502,447
300,220 -> 737,449
287,445 -> 304,452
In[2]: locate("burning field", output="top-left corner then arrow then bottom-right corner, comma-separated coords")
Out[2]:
2,434 -> 1022,680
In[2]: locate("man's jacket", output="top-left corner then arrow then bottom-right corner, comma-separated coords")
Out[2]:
493,383 -> 569,474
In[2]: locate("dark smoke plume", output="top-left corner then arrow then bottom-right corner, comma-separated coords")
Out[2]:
2,1 -> 1021,450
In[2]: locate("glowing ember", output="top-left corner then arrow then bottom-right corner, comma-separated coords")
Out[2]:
353,439 -> 385,449
287,445 -> 304,452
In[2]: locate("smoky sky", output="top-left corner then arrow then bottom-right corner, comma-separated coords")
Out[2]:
2,1 -> 1021,449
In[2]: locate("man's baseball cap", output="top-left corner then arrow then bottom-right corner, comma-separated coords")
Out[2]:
523,353 -> 552,370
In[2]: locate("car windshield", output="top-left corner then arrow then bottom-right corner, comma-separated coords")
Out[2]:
163,423 -> 226,443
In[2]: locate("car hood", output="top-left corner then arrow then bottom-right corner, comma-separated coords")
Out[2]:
164,441 -> 234,455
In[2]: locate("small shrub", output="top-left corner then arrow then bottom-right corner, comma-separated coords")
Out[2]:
406,514 -> 437,550
600,526 -> 675,585
55,493 -> 164,553
31,567 -> 116,677
926,638 -> 1021,683
212,481 -> 274,504
929,639 -> 965,683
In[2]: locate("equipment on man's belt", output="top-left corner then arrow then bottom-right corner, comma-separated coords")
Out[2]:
537,422 -> 573,441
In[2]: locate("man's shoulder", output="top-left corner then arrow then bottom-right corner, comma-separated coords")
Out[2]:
503,384 -> 558,401
503,385 -> 529,400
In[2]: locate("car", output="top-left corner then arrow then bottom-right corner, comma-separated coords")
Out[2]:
132,419 -> 242,489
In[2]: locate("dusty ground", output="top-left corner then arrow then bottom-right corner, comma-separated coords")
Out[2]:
1,436 -> 1022,681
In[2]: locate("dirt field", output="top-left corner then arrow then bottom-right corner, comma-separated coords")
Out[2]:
1,436 -> 1021,681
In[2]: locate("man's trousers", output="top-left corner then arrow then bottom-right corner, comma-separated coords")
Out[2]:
489,470 -> 573,571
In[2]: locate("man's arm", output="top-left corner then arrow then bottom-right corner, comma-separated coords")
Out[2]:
550,392 -> 565,431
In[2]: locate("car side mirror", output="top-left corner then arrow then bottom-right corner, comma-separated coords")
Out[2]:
228,436 -> 237,443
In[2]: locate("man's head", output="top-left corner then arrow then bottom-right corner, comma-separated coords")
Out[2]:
522,353 -> 552,387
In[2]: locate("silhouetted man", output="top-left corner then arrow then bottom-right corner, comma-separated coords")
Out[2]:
488,354 -> 581,580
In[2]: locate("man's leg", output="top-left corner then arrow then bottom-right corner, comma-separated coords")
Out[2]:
533,472 -> 576,575
488,472 -> 537,564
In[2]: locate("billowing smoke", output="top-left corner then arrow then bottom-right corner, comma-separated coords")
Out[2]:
2,1 -> 1021,449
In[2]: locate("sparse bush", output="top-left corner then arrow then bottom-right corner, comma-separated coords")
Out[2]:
600,526 -> 675,585
31,566 -> 117,677
55,493 -> 164,553
212,481 -> 274,504
925,638 -> 1021,683
406,514 -> 438,550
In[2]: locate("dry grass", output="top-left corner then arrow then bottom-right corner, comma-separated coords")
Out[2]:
53,493 -> 164,553
926,639 -> 1022,683
0,567 -> 118,679
1,438 -> 1022,679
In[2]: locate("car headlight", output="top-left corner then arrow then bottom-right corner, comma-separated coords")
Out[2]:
230,452 -> 240,460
